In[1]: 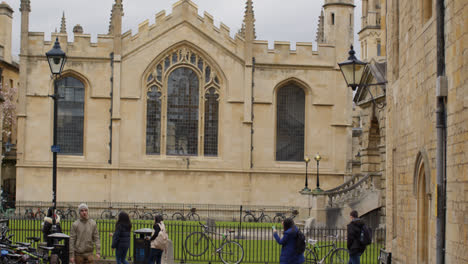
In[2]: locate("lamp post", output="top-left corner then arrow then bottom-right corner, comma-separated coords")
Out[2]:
300,157 -> 311,194
313,153 -> 322,193
46,37 -> 66,226
338,45 -> 386,108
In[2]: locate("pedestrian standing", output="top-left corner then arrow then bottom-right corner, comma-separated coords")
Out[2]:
273,218 -> 305,264
111,212 -> 132,264
70,203 -> 101,264
147,215 -> 164,264
42,207 -> 62,247
347,210 -> 366,264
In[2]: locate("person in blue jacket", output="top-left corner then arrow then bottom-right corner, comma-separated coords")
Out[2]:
111,212 -> 132,264
273,218 -> 305,264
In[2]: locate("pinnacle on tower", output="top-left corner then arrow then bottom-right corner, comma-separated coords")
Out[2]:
108,0 -> 124,34
60,12 -> 66,33
20,0 -> 30,12
316,9 -> 325,44
239,0 -> 256,40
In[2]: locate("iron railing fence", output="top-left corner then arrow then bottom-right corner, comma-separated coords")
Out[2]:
3,217 -> 386,264
13,201 -> 297,222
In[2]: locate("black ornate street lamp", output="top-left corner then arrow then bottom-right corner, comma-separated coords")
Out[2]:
338,45 -> 386,109
313,153 -> 322,193
300,157 -> 311,194
46,37 -> 66,227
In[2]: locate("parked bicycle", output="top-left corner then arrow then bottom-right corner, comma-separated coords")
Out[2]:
100,206 -> 121,219
184,222 -> 244,264
172,207 -> 199,221
304,235 -> 349,264
141,207 -> 169,220
273,208 -> 299,223
0,205 -> 15,218
128,205 -> 145,219
56,205 -> 77,219
243,208 -> 271,223
24,207 -> 45,220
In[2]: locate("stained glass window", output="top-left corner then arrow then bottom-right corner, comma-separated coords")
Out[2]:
204,88 -> 219,156
146,86 -> 162,154
166,67 -> 199,155
276,84 -> 305,161
57,77 -> 84,155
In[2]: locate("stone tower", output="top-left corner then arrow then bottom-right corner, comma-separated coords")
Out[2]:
322,0 -> 355,62
358,0 -> 384,60
0,1 -> 13,63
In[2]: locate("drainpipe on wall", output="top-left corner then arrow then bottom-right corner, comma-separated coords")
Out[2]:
250,57 -> 255,169
435,0 -> 447,263
108,52 -> 114,164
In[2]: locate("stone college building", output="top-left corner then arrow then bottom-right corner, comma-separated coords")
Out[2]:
15,0 -> 356,207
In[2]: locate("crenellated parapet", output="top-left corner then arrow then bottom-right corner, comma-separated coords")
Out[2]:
26,32 -> 113,59
252,41 -> 336,67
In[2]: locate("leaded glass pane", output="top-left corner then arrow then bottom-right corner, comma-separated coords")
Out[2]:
146,86 -> 162,154
166,67 -> 199,155
205,66 -> 211,83
147,74 -> 153,83
172,53 -> 178,64
204,88 -> 219,156
198,59 -> 204,72
276,84 -> 305,161
165,57 -> 170,69
57,77 -> 84,155
156,64 -> 162,82
190,54 -> 196,64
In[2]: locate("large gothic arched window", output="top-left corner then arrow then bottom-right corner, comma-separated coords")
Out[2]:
146,47 -> 221,156
57,76 -> 85,155
276,84 -> 305,161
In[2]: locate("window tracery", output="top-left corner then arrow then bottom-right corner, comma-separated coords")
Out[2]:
145,47 -> 221,156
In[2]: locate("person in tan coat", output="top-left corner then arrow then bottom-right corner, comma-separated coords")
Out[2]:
70,204 -> 100,264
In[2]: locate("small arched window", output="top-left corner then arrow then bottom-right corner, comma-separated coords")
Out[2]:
56,76 -> 85,155
276,84 -> 305,161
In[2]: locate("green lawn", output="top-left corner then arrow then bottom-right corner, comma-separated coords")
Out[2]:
5,218 -> 384,264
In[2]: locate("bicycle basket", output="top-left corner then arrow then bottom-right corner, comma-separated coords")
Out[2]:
190,208 -> 196,213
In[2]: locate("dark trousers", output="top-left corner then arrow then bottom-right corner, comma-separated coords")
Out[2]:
116,247 -> 129,264
147,248 -> 163,264
348,253 -> 362,264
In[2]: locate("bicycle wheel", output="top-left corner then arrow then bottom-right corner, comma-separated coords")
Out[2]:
260,215 -> 271,223
36,211 -> 45,220
142,213 -> 153,220
188,213 -> 200,221
184,232 -> 209,256
218,241 -> 244,264
273,215 -> 284,223
101,210 -> 112,219
68,210 -> 77,219
243,214 -> 255,223
304,248 -> 318,264
330,248 -> 349,264
128,211 -> 139,219
56,210 -> 65,219
172,212 -> 185,221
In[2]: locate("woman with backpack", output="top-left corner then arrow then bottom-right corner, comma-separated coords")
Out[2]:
111,211 -> 132,264
273,218 -> 305,264
147,214 -> 167,264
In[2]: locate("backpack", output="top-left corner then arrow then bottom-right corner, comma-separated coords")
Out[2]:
295,229 -> 306,254
359,224 -> 372,246
151,222 -> 169,250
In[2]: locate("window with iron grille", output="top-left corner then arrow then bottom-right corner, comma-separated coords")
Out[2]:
57,76 -> 84,155
276,84 -> 305,161
145,47 -> 221,156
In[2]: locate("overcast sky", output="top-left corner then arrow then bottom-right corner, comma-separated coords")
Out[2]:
4,0 -> 361,59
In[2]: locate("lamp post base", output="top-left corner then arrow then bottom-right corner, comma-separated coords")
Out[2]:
299,187 -> 312,195
312,188 -> 323,194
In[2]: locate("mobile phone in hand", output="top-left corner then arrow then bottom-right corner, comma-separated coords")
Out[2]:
272,225 -> 276,231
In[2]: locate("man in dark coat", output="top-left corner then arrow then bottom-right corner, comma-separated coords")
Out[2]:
347,210 -> 366,264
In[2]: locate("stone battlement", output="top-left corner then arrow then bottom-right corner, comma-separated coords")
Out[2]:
27,32 -> 113,58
